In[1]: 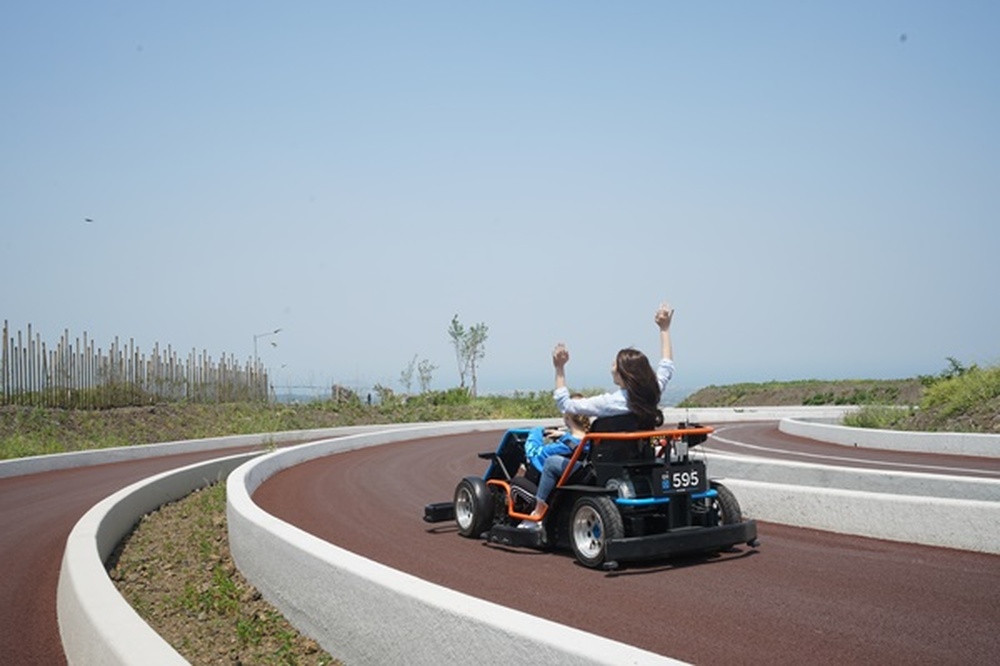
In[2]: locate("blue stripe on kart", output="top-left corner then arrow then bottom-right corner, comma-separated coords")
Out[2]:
616,497 -> 670,506
614,488 -> 717,506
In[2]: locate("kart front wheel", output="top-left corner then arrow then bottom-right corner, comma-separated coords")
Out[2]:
569,496 -> 624,568
454,476 -> 494,538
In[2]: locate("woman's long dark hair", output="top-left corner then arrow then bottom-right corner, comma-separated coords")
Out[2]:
615,348 -> 664,429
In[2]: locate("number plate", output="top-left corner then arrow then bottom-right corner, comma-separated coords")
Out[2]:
660,462 -> 707,494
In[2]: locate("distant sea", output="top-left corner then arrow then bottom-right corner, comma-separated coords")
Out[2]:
272,384 -> 695,407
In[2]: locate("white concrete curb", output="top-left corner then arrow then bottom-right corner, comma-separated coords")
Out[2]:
57,452 -> 256,666
721,478 -> 1000,553
0,425 -> 389,479
705,427 -> 1000,554
227,420 -> 686,666
779,417 -> 1000,458
705,450 -> 1000,502
663,405 -> 856,424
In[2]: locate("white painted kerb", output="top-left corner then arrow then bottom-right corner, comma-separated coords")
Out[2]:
57,453 -> 255,666
780,417 -> 1000,458
1,425 -> 389,479
722,478 -> 1000,553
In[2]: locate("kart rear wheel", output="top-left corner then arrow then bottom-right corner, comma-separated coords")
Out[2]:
454,476 -> 494,538
711,481 -> 742,525
569,496 -> 623,569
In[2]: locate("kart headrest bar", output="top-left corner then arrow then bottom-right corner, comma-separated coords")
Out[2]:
581,425 -> 714,444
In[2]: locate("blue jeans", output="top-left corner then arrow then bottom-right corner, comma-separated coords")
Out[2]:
537,455 -> 581,503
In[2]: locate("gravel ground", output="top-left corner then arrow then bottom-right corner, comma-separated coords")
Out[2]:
108,483 -> 342,666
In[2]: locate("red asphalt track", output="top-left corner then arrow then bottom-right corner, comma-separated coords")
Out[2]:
254,425 -> 1000,665
0,446 -> 266,666
3,424 -> 999,664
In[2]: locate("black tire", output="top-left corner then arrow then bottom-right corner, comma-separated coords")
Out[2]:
569,496 -> 624,568
454,476 -> 494,538
711,481 -> 743,525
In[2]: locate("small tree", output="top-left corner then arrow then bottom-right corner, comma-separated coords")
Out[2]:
466,322 -> 488,398
448,315 -> 489,397
448,315 -> 468,389
373,383 -> 395,405
399,354 -> 417,394
418,358 -> 437,393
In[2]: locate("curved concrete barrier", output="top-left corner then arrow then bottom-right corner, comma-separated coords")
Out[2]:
706,451 -> 1000,553
705,449 -> 1000,502
663,405 -> 855,424
227,421 -> 684,666
779,417 -> 1000,458
720,478 -> 1000,553
1,425 -> 390,479
57,453 -> 256,665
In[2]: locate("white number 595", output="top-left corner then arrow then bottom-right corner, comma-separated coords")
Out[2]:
671,469 -> 700,489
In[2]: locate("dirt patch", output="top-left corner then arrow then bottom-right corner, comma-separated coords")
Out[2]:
108,483 -> 341,666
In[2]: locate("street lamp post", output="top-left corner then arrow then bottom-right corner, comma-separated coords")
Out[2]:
252,328 -> 282,402
253,328 -> 282,367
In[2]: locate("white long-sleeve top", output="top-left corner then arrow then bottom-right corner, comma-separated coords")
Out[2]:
553,358 -> 675,416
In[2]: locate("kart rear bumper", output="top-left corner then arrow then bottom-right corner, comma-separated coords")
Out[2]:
423,501 -> 454,523
605,520 -> 759,563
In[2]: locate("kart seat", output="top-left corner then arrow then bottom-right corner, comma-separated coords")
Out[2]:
511,475 -> 537,495
587,413 -> 655,464
565,459 -> 597,486
590,413 -> 640,433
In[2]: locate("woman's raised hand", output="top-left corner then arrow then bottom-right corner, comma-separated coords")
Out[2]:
552,343 -> 570,368
654,303 -> 674,330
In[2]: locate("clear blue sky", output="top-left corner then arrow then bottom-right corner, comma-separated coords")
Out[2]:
3,2 -> 998,399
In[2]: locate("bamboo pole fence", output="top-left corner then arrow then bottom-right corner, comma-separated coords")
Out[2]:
0,321 -> 268,408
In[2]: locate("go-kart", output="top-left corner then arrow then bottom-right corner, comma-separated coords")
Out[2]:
424,417 -> 759,569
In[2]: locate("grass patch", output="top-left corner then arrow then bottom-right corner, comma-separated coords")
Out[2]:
0,392 -> 565,460
905,365 -> 1000,433
842,404 -> 916,429
108,483 -> 340,666
680,378 -> 923,408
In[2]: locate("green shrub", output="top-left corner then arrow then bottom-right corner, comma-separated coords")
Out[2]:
412,387 -> 473,406
920,365 -> 1000,419
843,405 -> 914,429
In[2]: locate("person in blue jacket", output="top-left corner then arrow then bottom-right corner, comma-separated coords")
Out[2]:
522,402 -> 591,479
517,404 -> 590,530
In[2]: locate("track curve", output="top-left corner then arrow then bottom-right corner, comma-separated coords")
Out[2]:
0,446 -> 267,666
705,422 -> 1000,478
254,427 -> 1000,665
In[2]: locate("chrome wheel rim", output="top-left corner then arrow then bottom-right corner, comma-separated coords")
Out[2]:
572,504 -> 604,560
455,487 -> 474,530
